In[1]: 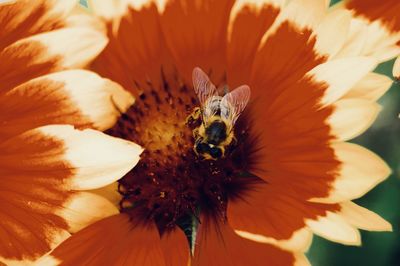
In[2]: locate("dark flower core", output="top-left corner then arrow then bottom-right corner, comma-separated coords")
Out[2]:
107,73 -> 261,233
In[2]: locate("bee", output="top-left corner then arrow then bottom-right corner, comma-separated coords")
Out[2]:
189,67 -> 251,160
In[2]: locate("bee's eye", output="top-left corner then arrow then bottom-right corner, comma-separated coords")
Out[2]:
209,147 -> 222,158
195,142 -> 209,154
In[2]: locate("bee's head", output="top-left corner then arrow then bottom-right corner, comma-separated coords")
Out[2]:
195,141 -> 223,159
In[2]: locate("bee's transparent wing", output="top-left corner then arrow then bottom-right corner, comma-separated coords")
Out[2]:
192,67 -> 218,108
192,67 -> 220,122
220,85 -> 251,128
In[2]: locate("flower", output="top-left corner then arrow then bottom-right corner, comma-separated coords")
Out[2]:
0,0 -> 143,264
42,0 -> 399,265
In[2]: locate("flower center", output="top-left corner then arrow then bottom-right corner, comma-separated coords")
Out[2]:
107,73 -> 259,233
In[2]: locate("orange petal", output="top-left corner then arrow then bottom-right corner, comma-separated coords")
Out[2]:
234,227 -> 313,253
160,228 -> 191,266
0,69 -> 134,140
345,0 -> 400,33
58,192 -> 119,234
227,183 -> 339,242
90,182 -> 121,207
249,19 -> 326,99
310,142 -> 390,203
247,77 -> 339,200
305,202 -> 391,245
246,57 -> 380,203
327,99 -> 381,141
65,12 -> 107,35
87,0 -> 125,20
333,17 -> 370,59
158,0 -> 235,85
227,0 -> 282,87
192,217 -> 306,266
92,1 -> 171,96
342,72 -> 393,101
0,125 -> 141,262
334,0 -> 400,62
305,210 -> 361,246
33,125 -> 143,191
0,0 -> 76,50
46,214 -> 189,266
0,127 -> 74,263
0,27 -> 107,93
307,57 -> 377,106
314,9 -> 352,59
338,201 -> 392,232
0,39 -> 58,93
227,184 -> 383,246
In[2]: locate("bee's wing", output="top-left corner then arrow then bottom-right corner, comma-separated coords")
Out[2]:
192,67 -> 218,108
220,85 -> 250,128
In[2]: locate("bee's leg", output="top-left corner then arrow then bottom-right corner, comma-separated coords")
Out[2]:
192,128 -> 199,138
186,107 -> 201,122
232,135 -> 238,145
193,135 -> 205,157
192,107 -> 201,120
186,107 -> 202,128
217,146 -> 226,158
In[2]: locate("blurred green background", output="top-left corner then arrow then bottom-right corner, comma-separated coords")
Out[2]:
307,1 -> 400,265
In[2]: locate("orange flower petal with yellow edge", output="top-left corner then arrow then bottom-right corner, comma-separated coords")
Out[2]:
192,216 -> 309,266
40,214 -> 190,266
0,125 -> 141,264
